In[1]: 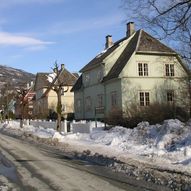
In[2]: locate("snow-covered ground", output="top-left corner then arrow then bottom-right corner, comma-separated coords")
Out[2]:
2,119 -> 191,190
1,119 -> 191,176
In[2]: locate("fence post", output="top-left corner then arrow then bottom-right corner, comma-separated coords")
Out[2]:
64,119 -> 67,133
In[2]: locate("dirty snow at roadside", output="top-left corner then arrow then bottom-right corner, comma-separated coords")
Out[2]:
1,119 -> 191,174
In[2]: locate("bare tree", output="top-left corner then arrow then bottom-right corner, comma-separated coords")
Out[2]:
121,0 -> 191,64
48,62 -> 68,133
0,83 -> 16,120
16,88 -> 28,128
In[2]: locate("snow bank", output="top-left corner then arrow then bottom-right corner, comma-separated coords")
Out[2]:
1,119 -> 191,173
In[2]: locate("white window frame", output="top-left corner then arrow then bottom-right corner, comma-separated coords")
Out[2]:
138,63 -> 148,76
165,64 -> 175,76
167,90 -> 174,103
139,91 -> 150,106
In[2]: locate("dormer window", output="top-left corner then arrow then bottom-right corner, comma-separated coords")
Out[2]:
165,64 -> 174,76
84,73 -> 90,84
138,63 -> 148,76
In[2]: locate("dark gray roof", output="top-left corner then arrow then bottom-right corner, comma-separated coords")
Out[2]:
80,37 -> 126,72
34,72 -> 50,91
57,69 -> 78,86
103,30 -> 140,82
74,29 -> 185,90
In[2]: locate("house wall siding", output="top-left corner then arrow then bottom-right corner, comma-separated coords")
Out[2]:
121,54 -> 189,113
47,86 -> 74,114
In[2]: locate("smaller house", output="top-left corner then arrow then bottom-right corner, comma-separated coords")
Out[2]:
33,66 -> 78,120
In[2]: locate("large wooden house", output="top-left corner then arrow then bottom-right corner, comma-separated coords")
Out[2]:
72,22 -> 190,120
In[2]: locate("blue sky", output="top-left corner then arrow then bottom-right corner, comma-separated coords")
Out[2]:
0,0 -> 130,74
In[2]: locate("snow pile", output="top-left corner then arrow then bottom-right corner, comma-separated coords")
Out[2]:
1,119 -> 191,172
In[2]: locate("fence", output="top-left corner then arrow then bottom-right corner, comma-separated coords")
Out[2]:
25,120 -> 68,133
24,120 -> 105,134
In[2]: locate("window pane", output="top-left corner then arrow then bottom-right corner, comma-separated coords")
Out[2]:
167,91 -> 174,102
165,64 -> 170,76
138,63 -> 143,76
145,92 -> 150,106
144,63 -> 148,76
140,92 -> 145,106
170,64 -> 174,76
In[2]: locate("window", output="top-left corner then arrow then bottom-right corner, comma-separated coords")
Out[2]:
111,91 -> 117,107
62,104 -> 66,112
138,63 -> 148,76
84,73 -> 90,85
97,94 -> 103,107
165,64 -> 174,76
97,70 -> 103,82
85,96 -> 91,111
61,89 -> 65,95
167,90 -> 174,102
139,92 -> 150,106
76,99 -> 81,112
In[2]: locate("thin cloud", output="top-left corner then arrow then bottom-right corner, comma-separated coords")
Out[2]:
49,14 -> 124,35
0,32 -> 54,47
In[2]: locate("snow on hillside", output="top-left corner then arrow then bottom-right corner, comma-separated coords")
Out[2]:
1,119 -> 191,174
0,65 -> 35,89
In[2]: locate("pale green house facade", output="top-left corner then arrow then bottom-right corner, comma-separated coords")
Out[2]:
72,23 -> 190,120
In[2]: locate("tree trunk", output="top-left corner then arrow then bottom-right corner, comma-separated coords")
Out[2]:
56,88 -> 62,133
20,104 -> 24,128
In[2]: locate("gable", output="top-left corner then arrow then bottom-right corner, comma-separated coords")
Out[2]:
57,69 -> 78,86
34,73 -> 50,91
137,30 -> 175,53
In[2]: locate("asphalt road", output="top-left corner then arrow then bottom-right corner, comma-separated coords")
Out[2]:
0,133 -> 164,191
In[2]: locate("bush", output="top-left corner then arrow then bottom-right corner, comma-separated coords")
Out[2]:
104,107 -> 123,126
105,103 -> 189,129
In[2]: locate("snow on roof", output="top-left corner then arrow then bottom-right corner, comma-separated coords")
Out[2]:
47,72 -> 56,83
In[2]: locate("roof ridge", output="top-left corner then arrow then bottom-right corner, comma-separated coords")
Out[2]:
80,37 -> 128,72
103,30 -> 140,82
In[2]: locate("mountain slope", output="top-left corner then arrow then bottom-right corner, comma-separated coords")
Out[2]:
0,65 -> 35,90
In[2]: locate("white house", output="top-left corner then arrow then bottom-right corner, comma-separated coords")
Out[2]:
72,22 -> 190,120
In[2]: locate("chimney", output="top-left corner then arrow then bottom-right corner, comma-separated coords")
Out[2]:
126,22 -> 135,37
105,35 -> 113,49
61,64 -> 65,70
